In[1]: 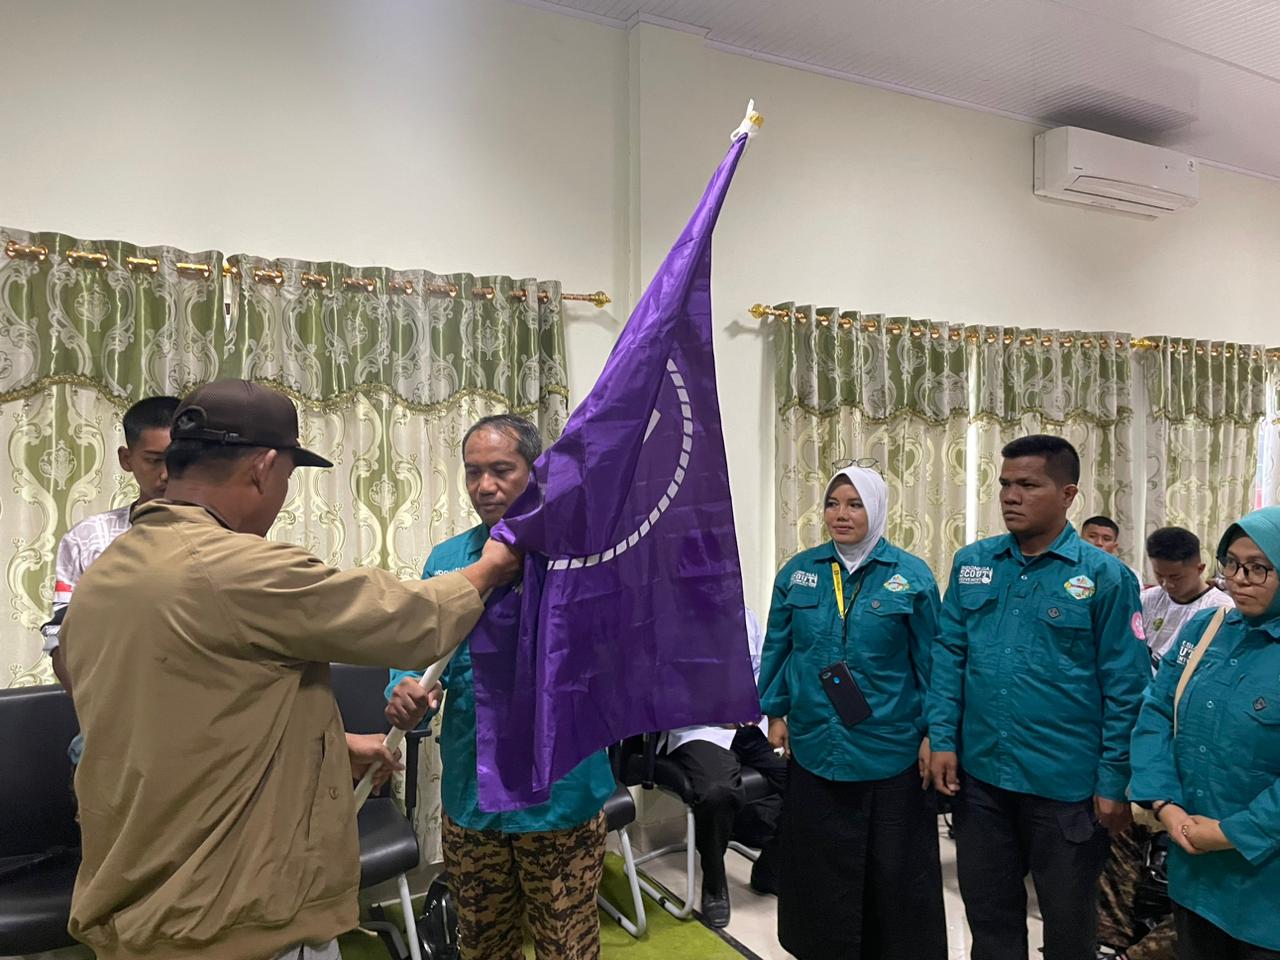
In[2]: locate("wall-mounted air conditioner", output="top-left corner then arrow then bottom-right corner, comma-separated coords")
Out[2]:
1034,126 -> 1199,218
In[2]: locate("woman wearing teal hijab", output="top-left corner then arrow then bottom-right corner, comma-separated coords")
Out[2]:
1130,506 -> 1280,959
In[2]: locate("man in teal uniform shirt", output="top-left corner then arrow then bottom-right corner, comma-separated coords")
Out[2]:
929,435 -> 1147,960
386,414 -> 614,960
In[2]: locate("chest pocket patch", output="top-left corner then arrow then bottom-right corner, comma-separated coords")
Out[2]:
868,594 -> 912,616
1034,598 -> 1092,673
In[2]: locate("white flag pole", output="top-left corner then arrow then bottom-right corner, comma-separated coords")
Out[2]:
353,652 -> 455,809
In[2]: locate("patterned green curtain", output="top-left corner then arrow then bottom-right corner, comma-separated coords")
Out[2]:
773,303 -> 969,581
222,256 -> 568,578
221,255 -> 570,862
0,227 -> 225,687
1265,354 -> 1280,508
1142,338 -> 1269,560
972,327 -> 1137,565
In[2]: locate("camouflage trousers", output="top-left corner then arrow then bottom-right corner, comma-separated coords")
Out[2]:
442,812 -> 607,960
1096,821 -> 1176,960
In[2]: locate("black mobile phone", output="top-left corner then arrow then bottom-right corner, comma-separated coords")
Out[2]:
819,661 -> 873,727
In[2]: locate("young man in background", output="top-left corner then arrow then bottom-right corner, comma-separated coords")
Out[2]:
1082,515 -> 1144,586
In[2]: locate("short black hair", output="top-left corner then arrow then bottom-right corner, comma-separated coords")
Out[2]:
1146,526 -> 1201,564
164,438 -> 264,479
1001,434 -> 1080,486
1082,515 -> 1120,536
463,414 -> 541,467
123,396 -> 180,447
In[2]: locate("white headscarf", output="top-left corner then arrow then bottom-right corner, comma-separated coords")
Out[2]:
825,465 -> 888,573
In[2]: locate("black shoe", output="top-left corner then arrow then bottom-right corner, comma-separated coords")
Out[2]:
700,885 -> 731,928
748,858 -> 778,896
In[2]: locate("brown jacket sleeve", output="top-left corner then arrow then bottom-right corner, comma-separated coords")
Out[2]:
208,536 -> 484,669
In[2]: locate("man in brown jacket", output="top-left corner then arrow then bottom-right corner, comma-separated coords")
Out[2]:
61,379 -> 520,960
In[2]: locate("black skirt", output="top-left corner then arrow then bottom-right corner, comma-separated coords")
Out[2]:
777,760 -> 948,960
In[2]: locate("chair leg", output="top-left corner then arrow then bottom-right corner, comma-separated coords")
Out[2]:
633,805 -> 696,920
397,872 -> 423,960
728,840 -> 761,862
597,825 -> 648,938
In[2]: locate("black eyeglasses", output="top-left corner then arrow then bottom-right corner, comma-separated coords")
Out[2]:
1218,557 -> 1276,586
831,457 -> 880,472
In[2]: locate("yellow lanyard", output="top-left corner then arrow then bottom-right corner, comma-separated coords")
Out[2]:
832,562 -> 847,620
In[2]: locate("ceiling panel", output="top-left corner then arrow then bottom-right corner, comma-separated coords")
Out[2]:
530,0 -> 1280,177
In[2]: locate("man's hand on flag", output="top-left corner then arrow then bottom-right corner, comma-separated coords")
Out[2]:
461,539 -> 523,597
386,677 -> 443,731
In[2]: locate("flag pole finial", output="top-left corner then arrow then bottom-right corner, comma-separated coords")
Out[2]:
730,99 -> 763,143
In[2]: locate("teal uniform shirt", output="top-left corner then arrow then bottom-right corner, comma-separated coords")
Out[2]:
1130,505 -> 1280,951
1130,608 -> 1280,950
386,524 -> 614,833
758,538 -> 938,782
929,522 -> 1147,802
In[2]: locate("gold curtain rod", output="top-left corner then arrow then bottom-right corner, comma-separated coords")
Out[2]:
749,304 -> 1280,361
219,263 -> 610,306
2,242 -> 609,307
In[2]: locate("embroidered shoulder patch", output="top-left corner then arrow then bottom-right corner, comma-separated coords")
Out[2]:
1064,575 -> 1096,600
790,571 -> 818,589
1130,612 -> 1146,640
884,574 -> 911,593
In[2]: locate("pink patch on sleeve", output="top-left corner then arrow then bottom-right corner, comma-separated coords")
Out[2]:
1131,612 -> 1146,640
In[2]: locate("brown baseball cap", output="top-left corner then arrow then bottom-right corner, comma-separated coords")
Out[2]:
171,379 -> 333,468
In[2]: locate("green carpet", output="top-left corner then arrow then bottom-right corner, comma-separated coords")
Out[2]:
339,853 -> 743,959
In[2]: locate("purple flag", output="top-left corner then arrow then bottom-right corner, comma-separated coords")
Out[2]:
469,133 -> 761,812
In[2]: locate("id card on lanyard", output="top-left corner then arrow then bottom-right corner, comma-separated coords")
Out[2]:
822,562 -> 873,726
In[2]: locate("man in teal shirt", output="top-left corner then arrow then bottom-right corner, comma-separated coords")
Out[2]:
929,435 -> 1147,960
385,414 -> 614,960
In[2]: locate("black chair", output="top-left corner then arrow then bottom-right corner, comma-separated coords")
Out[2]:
331,663 -> 424,960
617,732 -> 774,920
595,744 -> 648,938
0,684 -> 81,955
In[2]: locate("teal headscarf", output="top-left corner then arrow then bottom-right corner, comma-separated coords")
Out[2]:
1216,505 -> 1280,623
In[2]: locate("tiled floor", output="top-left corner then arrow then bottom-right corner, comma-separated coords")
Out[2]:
636,819 -> 1045,959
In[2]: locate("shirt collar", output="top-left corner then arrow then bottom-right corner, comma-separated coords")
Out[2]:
813,537 -> 892,567
133,499 -> 235,531
995,522 -> 1081,564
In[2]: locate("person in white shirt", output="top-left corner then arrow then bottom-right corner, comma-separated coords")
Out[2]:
42,395 -> 179,694
662,607 -> 786,928
1082,514 -> 1145,586
1139,526 -> 1234,673
1095,525 -> 1233,959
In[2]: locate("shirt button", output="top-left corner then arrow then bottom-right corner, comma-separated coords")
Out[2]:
1000,731 -> 1008,738
871,600 -> 881,609
1207,701 -> 1214,708
1000,688 -> 1007,695
1020,575 -> 1028,581
329,787 -> 338,799
1013,609 -> 1020,616
1196,789 -> 1204,797
1199,746 -> 1207,753
1230,658 -> 1238,665
1005,647 -> 1012,654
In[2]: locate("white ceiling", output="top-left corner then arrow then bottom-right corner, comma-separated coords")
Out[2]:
524,0 -> 1280,180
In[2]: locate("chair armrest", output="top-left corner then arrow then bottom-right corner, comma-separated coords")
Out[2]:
402,726 -> 433,820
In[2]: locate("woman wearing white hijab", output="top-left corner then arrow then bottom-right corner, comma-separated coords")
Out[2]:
758,461 -> 947,960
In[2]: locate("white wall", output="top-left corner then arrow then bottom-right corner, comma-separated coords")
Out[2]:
5,2 -> 1280,614
0,0 -> 630,400
628,23 -> 1280,611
